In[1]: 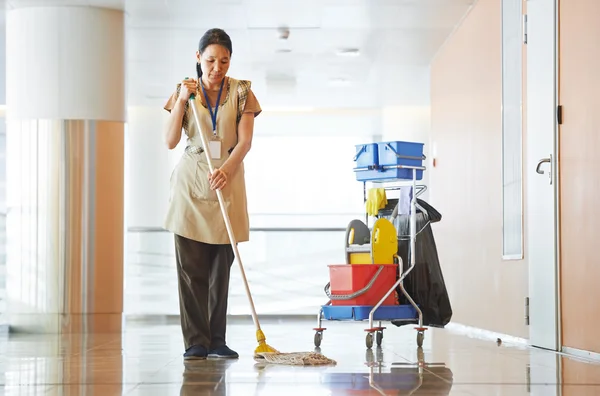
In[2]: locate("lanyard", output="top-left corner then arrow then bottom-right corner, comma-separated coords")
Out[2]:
200,78 -> 225,135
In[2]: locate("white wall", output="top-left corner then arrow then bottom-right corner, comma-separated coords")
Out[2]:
382,106 -> 431,146
381,105 -> 432,201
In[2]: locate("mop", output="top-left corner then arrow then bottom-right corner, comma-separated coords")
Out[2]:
188,92 -> 336,366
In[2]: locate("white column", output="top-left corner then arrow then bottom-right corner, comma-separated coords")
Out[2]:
5,6 -> 126,333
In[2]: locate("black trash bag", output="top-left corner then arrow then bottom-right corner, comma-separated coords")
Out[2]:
392,199 -> 452,328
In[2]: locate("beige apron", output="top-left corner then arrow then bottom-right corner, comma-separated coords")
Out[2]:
164,78 -> 250,244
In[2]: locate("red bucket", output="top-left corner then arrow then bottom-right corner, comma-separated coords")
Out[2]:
328,264 -> 398,306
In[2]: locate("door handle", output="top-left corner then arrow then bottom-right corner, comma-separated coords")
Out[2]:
536,158 -> 550,174
535,155 -> 552,184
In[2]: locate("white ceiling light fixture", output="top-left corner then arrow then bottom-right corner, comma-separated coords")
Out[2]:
328,77 -> 352,87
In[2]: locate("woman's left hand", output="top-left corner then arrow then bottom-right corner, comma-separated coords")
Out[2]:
208,168 -> 228,190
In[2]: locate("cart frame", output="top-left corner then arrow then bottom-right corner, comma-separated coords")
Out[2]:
314,164 -> 428,349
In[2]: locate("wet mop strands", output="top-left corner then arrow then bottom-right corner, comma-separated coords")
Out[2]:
252,331 -> 336,366
254,351 -> 337,366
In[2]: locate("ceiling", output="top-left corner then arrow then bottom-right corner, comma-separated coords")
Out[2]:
1,0 -> 475,109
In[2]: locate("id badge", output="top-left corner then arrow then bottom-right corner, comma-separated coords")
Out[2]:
208,139 -> 222,160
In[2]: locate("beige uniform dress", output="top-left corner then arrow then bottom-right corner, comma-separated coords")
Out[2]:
163,76 -> 261,352
164,77 -> 261,244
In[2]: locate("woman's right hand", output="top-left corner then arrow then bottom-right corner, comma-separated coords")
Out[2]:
178,78 -> 198,103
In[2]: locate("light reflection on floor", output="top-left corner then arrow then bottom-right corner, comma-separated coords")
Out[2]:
1,318 -> 599,395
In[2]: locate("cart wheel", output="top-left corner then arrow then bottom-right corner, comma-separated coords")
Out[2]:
366,332 -> 374,349
376,330 -> 383,347
417,331 -> 424,347
314,331 -> 322,347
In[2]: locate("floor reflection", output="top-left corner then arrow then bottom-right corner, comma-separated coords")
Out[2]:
181,360 -> 236,396
0,319 -> 599,395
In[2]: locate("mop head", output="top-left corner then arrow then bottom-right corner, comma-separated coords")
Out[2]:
254,351 -> 337,366
252,330 -> 336,366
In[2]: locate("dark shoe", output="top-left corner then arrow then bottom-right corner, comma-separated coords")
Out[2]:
208,345 -> 239,359
184,345 -> 208,360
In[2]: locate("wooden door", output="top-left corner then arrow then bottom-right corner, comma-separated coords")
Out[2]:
559,0 -> 600,355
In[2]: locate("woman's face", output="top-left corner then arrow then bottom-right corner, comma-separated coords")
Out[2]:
197,44 -> 231,85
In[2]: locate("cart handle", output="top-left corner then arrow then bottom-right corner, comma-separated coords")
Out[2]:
353,145 -> 367,161
353,165 -> 378,172
384,143 -> 426,161
325,265 -> 386,300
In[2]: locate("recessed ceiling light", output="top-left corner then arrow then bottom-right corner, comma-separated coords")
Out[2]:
336,48 -> 360,57
329,78 -> 352,87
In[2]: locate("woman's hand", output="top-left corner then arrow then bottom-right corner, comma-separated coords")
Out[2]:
178,78 -> 198,103
208,168 -> 228,191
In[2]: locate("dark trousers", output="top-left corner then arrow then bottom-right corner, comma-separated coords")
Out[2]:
174,234 -> 234,350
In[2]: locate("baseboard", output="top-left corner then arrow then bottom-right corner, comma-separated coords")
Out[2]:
125,314 -> 317,326
444,322 -> 529,346
562,346 -> 600,363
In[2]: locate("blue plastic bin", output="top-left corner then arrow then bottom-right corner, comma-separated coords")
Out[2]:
354,167 -> 383,182
354,143 -> 378,169
321,304 -> 418,321
377,140 -> 425,181
353,140 -> 425,182
320,372 -> 422,391
353,143 -> 380,182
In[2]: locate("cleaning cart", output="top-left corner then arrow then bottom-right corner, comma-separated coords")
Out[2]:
313,140 -> 428,349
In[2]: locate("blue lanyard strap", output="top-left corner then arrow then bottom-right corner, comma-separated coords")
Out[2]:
200,78 -> 225,134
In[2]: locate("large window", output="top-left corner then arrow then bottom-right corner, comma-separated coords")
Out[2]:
125,229 -> 345,316
501,0 -> 524,259
244,135 -> 365,228
124,112 -> 379,317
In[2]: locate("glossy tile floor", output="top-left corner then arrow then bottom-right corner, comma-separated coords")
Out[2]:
1,318 -> 599,395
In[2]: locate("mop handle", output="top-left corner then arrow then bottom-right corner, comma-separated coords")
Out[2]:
187,88 -> 262,332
